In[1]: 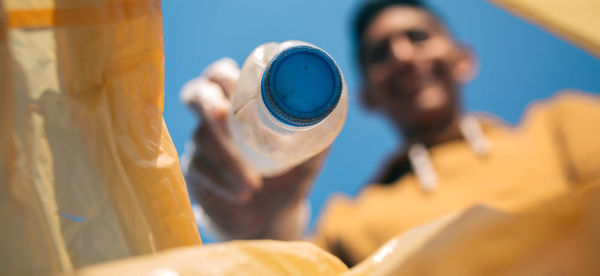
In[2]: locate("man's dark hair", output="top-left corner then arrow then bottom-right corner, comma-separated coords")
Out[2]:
352,0 -> 443,62
354,0 -> 427,43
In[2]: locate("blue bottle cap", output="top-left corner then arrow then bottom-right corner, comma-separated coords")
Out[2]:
261,45 -> 342,127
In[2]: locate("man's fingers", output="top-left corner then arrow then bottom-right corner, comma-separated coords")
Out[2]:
189,152 -> 252,203
180,57 -> 260,203
180,77 -> 230,123
180,58 -> 239,123
203,58 -> 240,98
192,125 -> 262,201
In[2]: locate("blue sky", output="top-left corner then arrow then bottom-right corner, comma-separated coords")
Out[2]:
161,1 -> 600,242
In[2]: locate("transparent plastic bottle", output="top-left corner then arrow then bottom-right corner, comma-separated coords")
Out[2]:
228,41 -> 348,177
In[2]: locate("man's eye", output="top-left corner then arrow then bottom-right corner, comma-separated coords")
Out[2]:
368,41 -> 390,64
407,29 -> 430,43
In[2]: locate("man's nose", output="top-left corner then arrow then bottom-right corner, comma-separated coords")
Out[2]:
390,36 -> 416,64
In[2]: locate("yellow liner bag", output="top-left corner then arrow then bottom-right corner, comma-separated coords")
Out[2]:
0,0 -> 201,274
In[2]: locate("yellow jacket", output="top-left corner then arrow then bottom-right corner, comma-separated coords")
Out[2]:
314,91 -> 600,265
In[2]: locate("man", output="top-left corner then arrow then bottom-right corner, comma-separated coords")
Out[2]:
182,0 -> 600,266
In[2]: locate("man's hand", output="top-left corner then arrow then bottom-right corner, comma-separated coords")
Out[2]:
181,58 -> 262,203
181,58 -> 328,239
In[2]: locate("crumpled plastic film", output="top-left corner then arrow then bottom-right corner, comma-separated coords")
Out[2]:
0,0 -> 201,274
352,185 -> 600,276
76,185 -> 600,276
78,241 -> 349,276
490,0 -> 600,58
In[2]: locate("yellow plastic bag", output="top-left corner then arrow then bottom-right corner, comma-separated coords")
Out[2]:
76,186 -> 600,276
0,0 -> 201,274
351,185 -> 600,275
78,241 -> 349,276
491,0 -> 600,58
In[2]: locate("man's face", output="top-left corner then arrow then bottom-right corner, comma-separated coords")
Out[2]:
361,6 -> 471,133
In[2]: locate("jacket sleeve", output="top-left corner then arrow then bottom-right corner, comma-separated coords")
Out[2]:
549,91 -> 600,187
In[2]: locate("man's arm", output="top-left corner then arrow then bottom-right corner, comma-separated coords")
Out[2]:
549,91 -> 600,187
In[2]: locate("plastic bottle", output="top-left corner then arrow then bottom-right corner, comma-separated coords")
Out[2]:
229,41 -> 347,177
